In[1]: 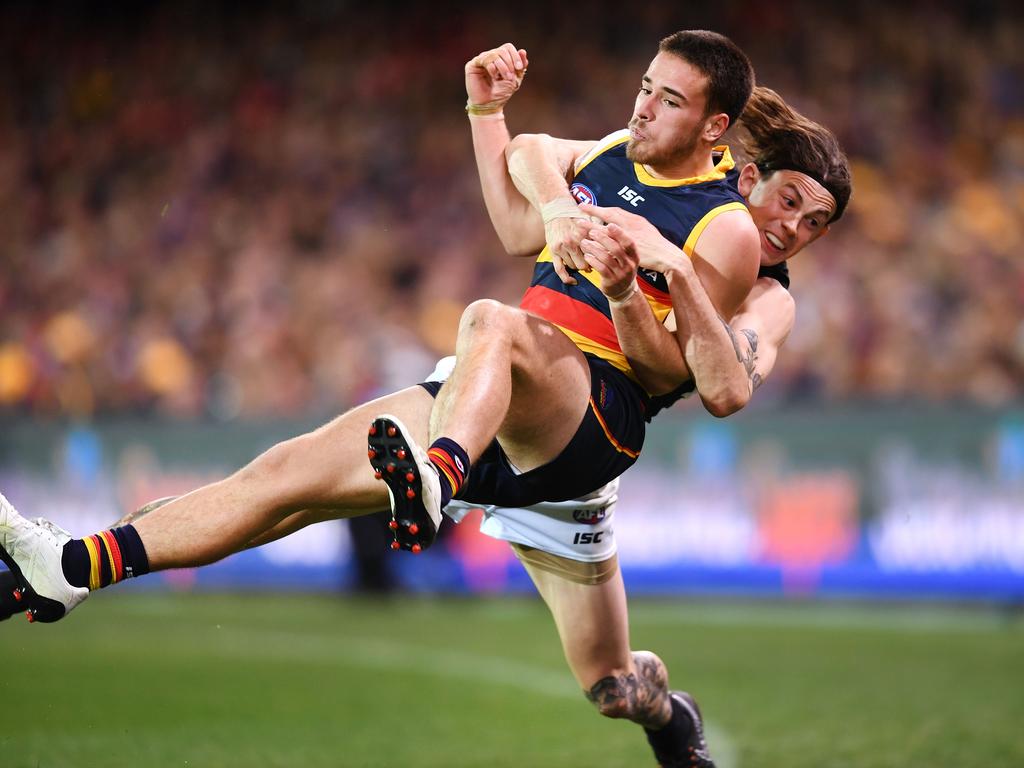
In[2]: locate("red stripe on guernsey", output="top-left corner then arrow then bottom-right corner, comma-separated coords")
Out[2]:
428,448 -> 463,490
588,397 -> 640,459
520,286 -> 622,353
636,277 -> 670,306
99,529 -> 124,583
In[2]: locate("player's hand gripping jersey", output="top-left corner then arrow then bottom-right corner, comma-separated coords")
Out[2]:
520,130 -> 747,387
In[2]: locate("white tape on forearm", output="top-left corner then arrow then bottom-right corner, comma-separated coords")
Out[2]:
541,197 -> 588,224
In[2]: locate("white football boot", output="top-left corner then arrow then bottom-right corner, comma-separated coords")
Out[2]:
0,492 -> 89,622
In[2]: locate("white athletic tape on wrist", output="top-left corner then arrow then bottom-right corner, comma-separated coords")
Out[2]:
465,100 -> 505,116
606,282 -> 640,307
541,197 -> 588,224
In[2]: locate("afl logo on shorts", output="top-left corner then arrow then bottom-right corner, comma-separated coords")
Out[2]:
573,507 -> 607,525
570,183 -> 596,205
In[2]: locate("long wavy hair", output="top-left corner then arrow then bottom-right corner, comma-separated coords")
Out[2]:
736,86 -> 852,222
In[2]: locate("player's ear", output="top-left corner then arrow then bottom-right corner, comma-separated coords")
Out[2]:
703,113 -> 730,144
736,162 -> 760,197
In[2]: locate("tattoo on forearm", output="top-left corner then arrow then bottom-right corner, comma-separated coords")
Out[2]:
720,319 -> 762,392
740,328 -> 763,390
721,316 -> 743,363
584,651 -> 671,729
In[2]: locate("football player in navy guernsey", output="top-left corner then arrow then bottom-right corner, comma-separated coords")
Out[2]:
1,33 -> 850,768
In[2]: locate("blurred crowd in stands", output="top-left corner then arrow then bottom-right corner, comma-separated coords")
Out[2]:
0,0 -> 1021,420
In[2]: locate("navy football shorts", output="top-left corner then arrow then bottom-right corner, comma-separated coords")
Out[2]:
418,354 -> 647,508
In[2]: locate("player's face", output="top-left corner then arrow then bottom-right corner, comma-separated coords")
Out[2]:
626,52 -> 714,172
739,166 -> 836,266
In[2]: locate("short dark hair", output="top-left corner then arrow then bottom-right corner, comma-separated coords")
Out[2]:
738,86 -> 852,222
658,30 -> 754,127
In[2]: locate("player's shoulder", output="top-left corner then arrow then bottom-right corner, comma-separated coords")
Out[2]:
574,129 -> 631,174
701,203 -> 759,246
744,276 -> 796,324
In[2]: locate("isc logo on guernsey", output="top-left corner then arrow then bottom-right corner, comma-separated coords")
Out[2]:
617,185 -> 645,207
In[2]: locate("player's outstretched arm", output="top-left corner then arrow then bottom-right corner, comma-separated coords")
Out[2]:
465,44 -> 545,257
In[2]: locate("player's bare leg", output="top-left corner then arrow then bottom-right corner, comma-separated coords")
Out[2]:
134,386 -> 433,568
430,299 -> 590,470
523,558 -> 715,767
369,300 -> 592,551
522,559 -> 669,724
118,498 -> 357,550
0,386 -> 434,621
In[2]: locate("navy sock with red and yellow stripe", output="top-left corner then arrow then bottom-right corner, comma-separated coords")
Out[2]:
427,437 -> 470,508
61,525 -> 151,590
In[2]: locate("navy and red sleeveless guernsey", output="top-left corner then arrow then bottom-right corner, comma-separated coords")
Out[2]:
520,129 -> 748,387
411,133 -> 757,509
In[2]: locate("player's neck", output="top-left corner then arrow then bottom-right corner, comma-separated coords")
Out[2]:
643,148 -> 717,181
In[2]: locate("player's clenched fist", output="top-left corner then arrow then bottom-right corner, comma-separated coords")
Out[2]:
465,43 -> 529,110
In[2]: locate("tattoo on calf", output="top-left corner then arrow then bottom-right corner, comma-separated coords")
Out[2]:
584,652 -> 671,729
632,650 -> 672,729
586,673 -> 639,719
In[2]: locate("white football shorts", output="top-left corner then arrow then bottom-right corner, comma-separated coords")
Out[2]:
426,356 -> 618,563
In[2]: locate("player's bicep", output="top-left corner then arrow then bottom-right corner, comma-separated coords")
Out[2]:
506,134 -> 596,183
688,210 -> 760,320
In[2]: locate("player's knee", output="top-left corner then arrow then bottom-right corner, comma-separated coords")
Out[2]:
460,299 -> 519,337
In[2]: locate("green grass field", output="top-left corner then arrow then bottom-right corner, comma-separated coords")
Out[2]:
1,592 -> 1021,767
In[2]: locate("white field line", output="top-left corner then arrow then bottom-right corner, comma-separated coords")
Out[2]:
197,626 -> 740,767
